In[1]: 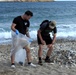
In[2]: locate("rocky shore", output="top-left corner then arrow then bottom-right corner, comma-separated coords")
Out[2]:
0,39 -> 76,75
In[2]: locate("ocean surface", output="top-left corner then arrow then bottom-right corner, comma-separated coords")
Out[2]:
0,1 -> 76,44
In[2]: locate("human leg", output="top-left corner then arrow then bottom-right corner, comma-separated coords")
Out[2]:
11,54 -> 15,68
11,44 -> 17,68
11,46 -> 18,68
11,31 -> 18,68
45,44 -> 53,63
46,44 -> 53,57
23,45 -> 31,63
11,54 -> 15,64
38,45 -> 43,65
23,45 -> 36,67
38,45 -> 43,58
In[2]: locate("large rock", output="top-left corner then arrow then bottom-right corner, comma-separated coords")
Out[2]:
0,0 -> 54,2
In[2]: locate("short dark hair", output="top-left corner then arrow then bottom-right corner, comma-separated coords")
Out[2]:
25,10 -> 33,16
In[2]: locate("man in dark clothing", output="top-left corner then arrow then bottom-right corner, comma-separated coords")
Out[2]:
11,10 -> 36,68
37,20 -> 57,65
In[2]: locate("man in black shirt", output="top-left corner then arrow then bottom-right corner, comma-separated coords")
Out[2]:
37,20 -> 57,65
11,10 -> 36,67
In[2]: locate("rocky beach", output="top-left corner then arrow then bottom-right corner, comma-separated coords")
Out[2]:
0,39 -> 76,75
0,1 -> 76,75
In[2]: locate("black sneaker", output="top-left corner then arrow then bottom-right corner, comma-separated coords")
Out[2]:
45,59 -> 51,63
38,60 -> 43,66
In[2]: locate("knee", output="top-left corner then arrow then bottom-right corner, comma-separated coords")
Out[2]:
48,45 -> 53,49
23,46 -> 30,53
26,49 -> 30,53
23,45 -> 31,53
39,45 -> 43,49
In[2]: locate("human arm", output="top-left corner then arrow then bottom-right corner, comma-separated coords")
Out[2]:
51,26 -> 57,45
37,29 -> 46,45
52,33 -> 56,45
11,23 -> 19,35
11,23 -> 17,32
25,27 -> 30,38
25,27 -> 33,42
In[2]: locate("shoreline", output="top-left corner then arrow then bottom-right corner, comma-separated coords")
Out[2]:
0,37 -> 76,45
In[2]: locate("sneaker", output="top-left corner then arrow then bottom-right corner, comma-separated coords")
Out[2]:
38,60 -> 43,66
11,65 -> 15,68
29,63 -> 36,67
45,59 -> 51,63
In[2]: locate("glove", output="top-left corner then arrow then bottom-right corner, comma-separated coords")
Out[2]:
15,30 -> 19,35
29,38 -> 33,42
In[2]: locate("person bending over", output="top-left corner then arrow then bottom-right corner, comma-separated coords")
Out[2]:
37,20 -> 57,65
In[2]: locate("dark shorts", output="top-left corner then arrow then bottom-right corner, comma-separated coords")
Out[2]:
37,34 -> 52,45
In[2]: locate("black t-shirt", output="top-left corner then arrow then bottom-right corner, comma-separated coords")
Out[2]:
13,16 -> 30,35
39,20 -> 57,35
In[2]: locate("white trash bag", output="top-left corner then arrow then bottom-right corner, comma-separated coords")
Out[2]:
11,31 -> 32,65
15,47 -> 26,65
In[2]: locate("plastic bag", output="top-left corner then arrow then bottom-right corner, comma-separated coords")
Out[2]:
11,31 -> 31,64
15,47 -> 26,65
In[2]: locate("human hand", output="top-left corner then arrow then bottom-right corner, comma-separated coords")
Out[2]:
48,44 -> 53,48
15,30 -> 19,35
41,40 -> 46,45
29,38 -> 33,42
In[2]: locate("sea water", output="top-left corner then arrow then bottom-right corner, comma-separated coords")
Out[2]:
0,1 -> 76,44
